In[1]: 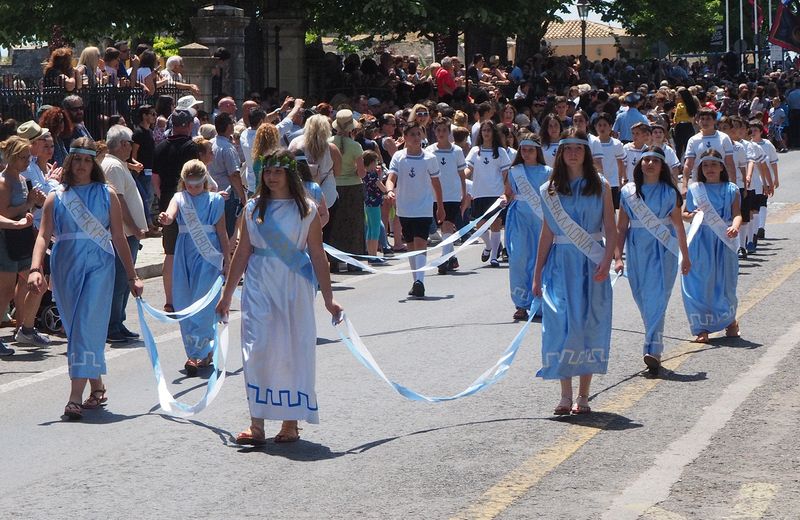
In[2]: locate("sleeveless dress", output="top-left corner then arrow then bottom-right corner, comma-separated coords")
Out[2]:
505,164 -> 550,311
620,182 -> 679,356
172,191 -> 225,359
51,183 -> 115,379
538,177 -> 612,379
241,198 -> 320,423
681,182 -> 739,335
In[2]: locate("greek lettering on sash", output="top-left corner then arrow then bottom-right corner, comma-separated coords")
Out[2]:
179,193 -> 223,270
58,187 -> 114,256
542,181 -> 606,265
688,182 -> 739,253
621,183 -> 679,256
511,168 -> 543,219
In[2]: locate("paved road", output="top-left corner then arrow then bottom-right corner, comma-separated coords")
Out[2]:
2,153 -> 800,519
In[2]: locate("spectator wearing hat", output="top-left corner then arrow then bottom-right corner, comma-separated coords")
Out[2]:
329,109 -> 367,271
152,108 -> 200,312
613,93 -> 650,144
176,95 -> 204,137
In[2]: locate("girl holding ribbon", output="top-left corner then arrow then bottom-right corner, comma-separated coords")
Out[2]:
157,159 -> 229,376
681,149 -> 742,344
504,133 -> 550,322
614,146 -> 690,374
215,149 -> 342,445
28,138 -> 144,420
532,129 -> 617,416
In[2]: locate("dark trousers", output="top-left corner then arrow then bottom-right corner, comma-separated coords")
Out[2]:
788,109 -> 800,148
108,235 -> 139,335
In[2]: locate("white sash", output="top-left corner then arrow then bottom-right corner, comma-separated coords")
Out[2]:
56,187 -> 114,256
178,192 -> 224,269
688,182 -> 738,253
542,181 -> 606,264
511,167 -> 543,220
621,183 -> 679,256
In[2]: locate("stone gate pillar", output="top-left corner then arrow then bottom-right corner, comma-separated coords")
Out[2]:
260,14 -> 307,96
178,43 -> 216,108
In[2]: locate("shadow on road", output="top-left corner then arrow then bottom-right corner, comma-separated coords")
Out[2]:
547,410 -> 643,431
398,295 -> 455,303
237,439 -> 347,461
39,409 -> 150,426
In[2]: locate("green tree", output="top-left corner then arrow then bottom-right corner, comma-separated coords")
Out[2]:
592,0 -> 723,54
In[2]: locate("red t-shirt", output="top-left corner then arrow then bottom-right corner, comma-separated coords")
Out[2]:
436,68 -> 456,96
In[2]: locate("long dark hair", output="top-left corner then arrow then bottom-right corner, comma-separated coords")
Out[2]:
539,113 -> 562,146
62,137 -> 106,190
476,120 -> 501,159
253,149 -> 311,224
510,132 -> 545,167
677,87 -> 698,117
632,145 -> 682,207
547,128 -> 602,196
697,149 -> 729,184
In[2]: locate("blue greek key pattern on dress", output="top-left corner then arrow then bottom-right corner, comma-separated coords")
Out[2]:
688,306 -> 736,328
246,384 -> 319,411
543,348 -> 609,368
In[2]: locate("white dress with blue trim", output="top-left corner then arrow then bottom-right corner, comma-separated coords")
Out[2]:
241,197 -> 320,423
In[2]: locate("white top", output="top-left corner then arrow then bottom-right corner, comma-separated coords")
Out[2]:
622,143 -> 648,184
465,146 -> 511,199
425,144 -> 466,202
388,149 -> 440,218
470,121 -> 482,146
661,144 -> 681,170
542,143 -> 559,168
685,131 -> 734,178
591,136 -> 625,187
101,155 -> 147,236
751,139 -> 778,187
731,140 -> 747,189
239,127 -> 257,191
742,139 -> 766,191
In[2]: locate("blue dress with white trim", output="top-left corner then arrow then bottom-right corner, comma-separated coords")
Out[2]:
681,181 -> 739,335
172,190 -> 224,359
505,163 -> 550,311
51,183 -> 114,379
538,177 -> 612,379
620,182 -> 679,356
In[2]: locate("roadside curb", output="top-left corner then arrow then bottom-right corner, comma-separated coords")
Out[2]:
136,262 -> 163,280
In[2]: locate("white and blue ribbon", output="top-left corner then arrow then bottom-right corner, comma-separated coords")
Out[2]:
136,275 -> 227,418
333,300 -> 541,402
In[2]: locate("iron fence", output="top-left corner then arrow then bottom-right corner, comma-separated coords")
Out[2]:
0,78 -> 188,139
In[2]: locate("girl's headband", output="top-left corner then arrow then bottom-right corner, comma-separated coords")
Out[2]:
262,155 -> 297,169
184,177 -> 206,187
640,151 -> 666,162
558,138 -> 590,147
697,155 -> 725,167
518,139 -> 541,148
69,147 -> 97,157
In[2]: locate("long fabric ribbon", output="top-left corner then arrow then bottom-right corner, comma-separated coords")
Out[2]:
136,276 -> 227,418
326,197 -> 504,261
687,182 -> 738,253
621,183 -> 679,257
324,208 -> 502,274
333,300 -> 541,402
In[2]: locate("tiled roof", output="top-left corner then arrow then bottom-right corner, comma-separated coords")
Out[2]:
544,20 -> 628,40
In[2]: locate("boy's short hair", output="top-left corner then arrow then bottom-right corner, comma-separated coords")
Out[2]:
594,112 -> 614,125
631,122 -> 653,133
697,107 -> 717,119
433,117 -> 452,130
362,150 -> 380,168
748,119 -> 764,132
403,120 -> 424,136
452,126 -> 470,142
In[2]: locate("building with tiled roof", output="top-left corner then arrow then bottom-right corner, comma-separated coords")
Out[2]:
543,20 -> 644,60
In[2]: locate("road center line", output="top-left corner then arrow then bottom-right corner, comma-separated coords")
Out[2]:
453,257 -> 800,520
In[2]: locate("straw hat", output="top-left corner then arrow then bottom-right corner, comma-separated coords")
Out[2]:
332,109 -> 356,133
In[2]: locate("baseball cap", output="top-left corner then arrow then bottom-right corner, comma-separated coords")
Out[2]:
171,108 -> 194,126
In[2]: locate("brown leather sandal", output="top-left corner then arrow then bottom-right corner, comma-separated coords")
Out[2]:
64,401 -> 83,420
274,425 -> 302,443
184,358 -> 198,377
235,425 -> 267,446
725,321 -> 740,338
81,388 -> 107,409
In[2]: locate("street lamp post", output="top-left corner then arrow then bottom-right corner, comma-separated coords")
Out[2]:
577,0 -> 589,59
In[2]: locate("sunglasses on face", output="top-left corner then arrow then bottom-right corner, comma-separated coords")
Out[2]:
416,111 -> 429,116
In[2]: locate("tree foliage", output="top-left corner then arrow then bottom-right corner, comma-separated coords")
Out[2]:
592,0 -> 723,54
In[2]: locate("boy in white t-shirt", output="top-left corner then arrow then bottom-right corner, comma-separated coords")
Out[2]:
425,117 -> 467,274
649,123 -> 681,186
590,112 -> 626,208
621,122 -> 652,208
747,119 -> 778,246
682,107 -> 737,188
386,122 -> 445,298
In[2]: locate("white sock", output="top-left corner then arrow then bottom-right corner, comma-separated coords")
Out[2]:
758,207 -> 767,229
489,231 -> 501,261
481,232 -> 491,251
441,232 -> 453,256
414,253 -> 426,282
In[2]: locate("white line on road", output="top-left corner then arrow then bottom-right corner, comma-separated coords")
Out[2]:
602,320 -> 800,520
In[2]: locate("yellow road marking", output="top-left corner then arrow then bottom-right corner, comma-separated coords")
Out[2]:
729,483 -> 778,519
453,257 -> 800,520
641,506 -> 687,520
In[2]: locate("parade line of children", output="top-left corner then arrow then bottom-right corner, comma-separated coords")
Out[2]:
15,109 -> 778,442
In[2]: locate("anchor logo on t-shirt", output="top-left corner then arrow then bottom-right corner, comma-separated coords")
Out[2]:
482,157 -> 490,165
440,157 -> 447,166
409,167 -> 416,178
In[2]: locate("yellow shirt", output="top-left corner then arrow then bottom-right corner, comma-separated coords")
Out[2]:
674,102 -> 693,124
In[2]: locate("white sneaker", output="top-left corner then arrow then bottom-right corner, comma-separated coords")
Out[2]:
15,328 -> 51,347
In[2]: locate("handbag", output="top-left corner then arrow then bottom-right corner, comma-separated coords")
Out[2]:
4,226 -> 36,261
